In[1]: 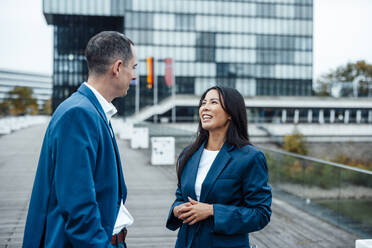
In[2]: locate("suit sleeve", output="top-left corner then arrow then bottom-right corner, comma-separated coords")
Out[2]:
212,151 -> 272,235
54,108 -> 113,247
166,183 -> 185,231
166,147 -> 191,231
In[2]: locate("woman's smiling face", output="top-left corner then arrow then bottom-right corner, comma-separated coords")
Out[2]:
199,89 -> 231,133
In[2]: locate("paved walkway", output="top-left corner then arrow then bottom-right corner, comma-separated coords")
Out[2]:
0,124 -> 359,247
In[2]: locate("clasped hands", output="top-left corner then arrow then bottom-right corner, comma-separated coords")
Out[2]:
173,197 -> 213,225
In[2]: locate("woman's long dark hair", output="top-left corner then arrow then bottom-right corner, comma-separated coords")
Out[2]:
176,86 -> 251,183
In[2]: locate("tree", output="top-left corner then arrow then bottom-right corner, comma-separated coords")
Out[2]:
315,60 -> 372,97
0,101 -> 10,116
42,98 -> 52,115
6,86 -> 39,115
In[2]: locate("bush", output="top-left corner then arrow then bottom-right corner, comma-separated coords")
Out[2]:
283,131 -> 308,155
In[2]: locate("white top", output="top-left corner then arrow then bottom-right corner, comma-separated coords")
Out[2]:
84,82 -> 134,235
195,149 -> 219,201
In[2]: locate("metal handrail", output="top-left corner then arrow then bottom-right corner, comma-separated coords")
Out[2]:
256,145 -> 372,175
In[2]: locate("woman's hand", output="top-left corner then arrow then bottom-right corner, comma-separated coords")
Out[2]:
178,197 -> 214,225
173,202 -> 192,218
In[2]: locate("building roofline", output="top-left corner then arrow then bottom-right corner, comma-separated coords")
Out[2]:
0,68 -> 52,78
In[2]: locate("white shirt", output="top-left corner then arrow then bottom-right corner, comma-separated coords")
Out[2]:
84,82 -> 134,234
84,82 -> 117,124
195,149 -> 219,201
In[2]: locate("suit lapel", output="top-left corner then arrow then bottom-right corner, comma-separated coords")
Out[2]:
199,142 -> 232,203
182,142 -> 206,201
109,123 -> 127,200
78,84 -> 126,199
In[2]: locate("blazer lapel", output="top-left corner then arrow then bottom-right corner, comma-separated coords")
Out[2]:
78,84 -> 126,200
109,123 -> 127,200
199,142 -> 232,203
182,142 -> 206,201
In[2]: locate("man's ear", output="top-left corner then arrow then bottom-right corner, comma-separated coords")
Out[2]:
112,60 -> 122,77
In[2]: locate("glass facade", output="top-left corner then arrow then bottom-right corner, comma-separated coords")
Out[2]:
44,0 -> 313,117
50,15 -> 125,112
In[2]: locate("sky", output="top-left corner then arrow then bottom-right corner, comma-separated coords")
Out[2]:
0,0 -> 372,80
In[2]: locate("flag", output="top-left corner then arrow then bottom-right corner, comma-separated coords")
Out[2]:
146,56 -> 154,89
164,58 -> 174,86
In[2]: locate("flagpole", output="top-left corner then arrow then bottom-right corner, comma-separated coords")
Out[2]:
171,64 -> 176,123
154,59 -> 158,123
135,76 -> 140,114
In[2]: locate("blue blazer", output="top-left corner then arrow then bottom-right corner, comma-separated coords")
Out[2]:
166,142 -> 272,248
23,84 -> 126,248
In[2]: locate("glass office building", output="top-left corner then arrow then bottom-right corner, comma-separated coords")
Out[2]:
43,0 -> 313,118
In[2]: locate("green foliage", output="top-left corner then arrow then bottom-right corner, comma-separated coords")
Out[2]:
282,131 -> 308,155
5,86 -> 39,115
0,101 -> 10,116
42,98 -> 52,115
326,60 -> 372,82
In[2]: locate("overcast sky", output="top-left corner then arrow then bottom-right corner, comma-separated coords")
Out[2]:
0,0 -> 372,80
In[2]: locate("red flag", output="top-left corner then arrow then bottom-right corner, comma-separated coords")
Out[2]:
164,58 -> 174,86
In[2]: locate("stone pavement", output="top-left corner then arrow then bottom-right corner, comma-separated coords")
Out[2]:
0,124 -> 359,247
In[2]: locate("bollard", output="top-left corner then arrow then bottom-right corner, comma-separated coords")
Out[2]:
130,127 -> 149,149
151,137 -> 175,165
356,240 -> 372,248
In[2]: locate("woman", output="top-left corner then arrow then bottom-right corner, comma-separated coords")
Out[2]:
166,86 -> 272,248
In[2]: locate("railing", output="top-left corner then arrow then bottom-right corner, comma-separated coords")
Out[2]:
257,145 -> 372,238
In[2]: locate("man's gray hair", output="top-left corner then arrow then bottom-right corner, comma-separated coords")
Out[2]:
85,31 -> 134,75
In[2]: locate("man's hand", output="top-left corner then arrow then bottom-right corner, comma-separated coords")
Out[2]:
177,197 -> 213,225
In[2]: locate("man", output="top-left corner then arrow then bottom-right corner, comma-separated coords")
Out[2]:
23,31 -> 137,247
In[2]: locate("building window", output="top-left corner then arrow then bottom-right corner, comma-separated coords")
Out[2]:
196,32 -> 216,62
256,3 -> 276,18
175,14 -> 195,31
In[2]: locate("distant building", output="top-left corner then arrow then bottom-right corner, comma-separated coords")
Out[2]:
331,81 -> 372,98
0,69 -> 52,108
43,0 -> 313,118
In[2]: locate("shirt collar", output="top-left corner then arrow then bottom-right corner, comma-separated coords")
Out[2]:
84,82 -> 117,123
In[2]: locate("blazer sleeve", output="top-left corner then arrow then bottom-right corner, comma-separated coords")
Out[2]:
166,147 -> 191,231
212,151 -> 272,235
166,183 -> 185,231
53,108 -> 113,247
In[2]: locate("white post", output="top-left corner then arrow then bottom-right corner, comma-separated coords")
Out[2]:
294,109 -> 299,124
369,110 -> 372,123
281,110 -> 287,123
355,239 -> 372,248
356,110 -> 362,123
330,109 -> 335,123
319,110 -> 324,124
307,109 -> 312,123
344,110 -> 350,124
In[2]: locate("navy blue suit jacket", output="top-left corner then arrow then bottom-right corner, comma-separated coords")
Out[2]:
23,84 -> 126,247
166,142 -> 272,248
